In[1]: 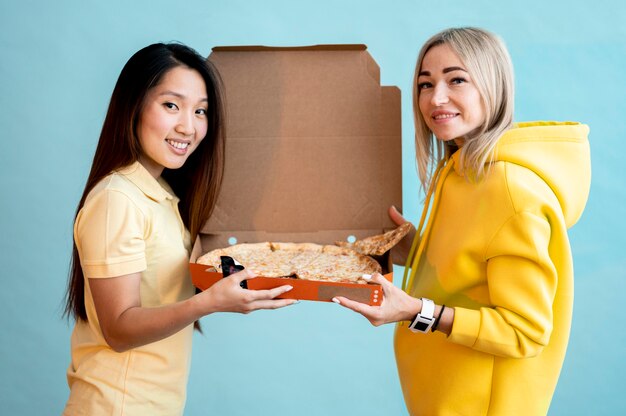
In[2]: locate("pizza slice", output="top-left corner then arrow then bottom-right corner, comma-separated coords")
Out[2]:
335,222 -> 412,256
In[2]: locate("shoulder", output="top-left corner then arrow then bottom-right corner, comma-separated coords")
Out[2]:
75,174 -> 148,238
495,161 -> 561,216
79,173 -> 150,227
85,171 -> 146,207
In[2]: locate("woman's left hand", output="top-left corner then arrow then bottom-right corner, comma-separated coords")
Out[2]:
333,273 -> 421,326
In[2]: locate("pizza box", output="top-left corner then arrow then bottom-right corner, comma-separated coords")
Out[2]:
190,236 -> 392,306
189,44 -> 401,306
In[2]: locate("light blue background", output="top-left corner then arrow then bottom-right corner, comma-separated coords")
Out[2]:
1,1 -> 624,415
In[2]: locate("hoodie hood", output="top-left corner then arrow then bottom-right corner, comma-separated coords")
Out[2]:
491,121 -> 590,228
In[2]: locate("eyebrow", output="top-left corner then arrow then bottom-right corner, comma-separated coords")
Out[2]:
418,66 -> 468,77
158,90 -> 208,102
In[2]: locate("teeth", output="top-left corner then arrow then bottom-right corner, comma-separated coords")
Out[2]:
434,114 -> 457,120
166,139 -> 189,149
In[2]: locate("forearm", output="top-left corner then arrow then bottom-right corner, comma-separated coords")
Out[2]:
91,271 -> 294,352
102,295 -> 204,352
89,274 -> 201,352
432,304 -> 454,336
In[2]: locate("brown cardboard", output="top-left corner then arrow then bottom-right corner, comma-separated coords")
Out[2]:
189,44 -> 401,305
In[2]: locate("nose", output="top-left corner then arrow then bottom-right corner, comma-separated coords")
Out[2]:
175,111 -> 195,136
431,83 -> 449,106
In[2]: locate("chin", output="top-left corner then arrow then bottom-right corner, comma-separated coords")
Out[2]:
164,159 -> 187,171
435,135 -> 456,142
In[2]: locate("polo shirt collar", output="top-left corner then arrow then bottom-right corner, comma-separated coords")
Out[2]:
117,162 -> 174,202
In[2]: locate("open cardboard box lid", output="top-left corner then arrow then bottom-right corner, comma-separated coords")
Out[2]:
189,44 -> 401,305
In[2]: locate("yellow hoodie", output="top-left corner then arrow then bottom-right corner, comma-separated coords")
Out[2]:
394,121 -> 591,416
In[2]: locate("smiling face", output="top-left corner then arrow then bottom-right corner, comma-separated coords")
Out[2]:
417,43 -> 485,147
137,65 -> 209,178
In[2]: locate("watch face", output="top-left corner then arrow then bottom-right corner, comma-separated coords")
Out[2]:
413,321 -> 429,331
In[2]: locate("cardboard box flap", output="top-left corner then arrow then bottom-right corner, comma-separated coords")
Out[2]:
212,44 -> 367,52
202,44 -> 401,248
209,46 -> 382,137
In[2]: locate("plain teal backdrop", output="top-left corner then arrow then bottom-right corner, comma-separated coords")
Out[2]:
1,0 -> 624,414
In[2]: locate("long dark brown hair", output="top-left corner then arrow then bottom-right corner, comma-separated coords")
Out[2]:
64,43 -> 225,321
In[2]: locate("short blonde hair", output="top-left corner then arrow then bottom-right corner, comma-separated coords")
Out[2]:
413,27 -> 514,189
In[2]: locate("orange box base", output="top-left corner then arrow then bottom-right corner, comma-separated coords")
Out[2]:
189,262 -> 391,306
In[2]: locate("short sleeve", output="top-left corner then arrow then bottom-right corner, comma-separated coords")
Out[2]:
75,189 -> 147,278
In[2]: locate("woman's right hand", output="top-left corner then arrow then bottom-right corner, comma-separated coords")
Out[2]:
195,269 -> 297,315
333,273 -> 420,326
389,205 -> 416,266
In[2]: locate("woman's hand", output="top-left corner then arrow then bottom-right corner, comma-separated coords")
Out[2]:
332,273 -> 421,326
196,269 -> 297,315
388,205 -> 415,265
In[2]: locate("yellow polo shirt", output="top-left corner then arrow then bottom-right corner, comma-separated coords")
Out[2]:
64,162 -> 195,416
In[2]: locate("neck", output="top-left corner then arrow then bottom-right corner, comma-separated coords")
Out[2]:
137,156 -> 164,178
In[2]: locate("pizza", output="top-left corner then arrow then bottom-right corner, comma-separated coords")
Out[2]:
335,222 -> 412,256
196,242 -> 380,284
195,224 -> 411,284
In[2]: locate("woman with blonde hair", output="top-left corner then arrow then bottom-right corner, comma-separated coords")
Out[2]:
335,27 -> 591,415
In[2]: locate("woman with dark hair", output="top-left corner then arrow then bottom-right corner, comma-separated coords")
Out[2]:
62,43 -> 296,415
334,28 -> 590,415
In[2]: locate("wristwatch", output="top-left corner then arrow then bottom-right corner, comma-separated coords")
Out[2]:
409,298 -> 435,333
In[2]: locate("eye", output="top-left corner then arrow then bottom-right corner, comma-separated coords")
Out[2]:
195,108 -> 207,116
417,82 -> 432,90
450,77 -> 468,85
164,102 -> 179,110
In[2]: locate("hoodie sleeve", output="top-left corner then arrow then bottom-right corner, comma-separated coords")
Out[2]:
448,210 -> 557,358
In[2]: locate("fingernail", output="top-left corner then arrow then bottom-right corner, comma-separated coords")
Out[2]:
284,285 -> 293,291
362,274 -> 372,280
332,297 -> 341,304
